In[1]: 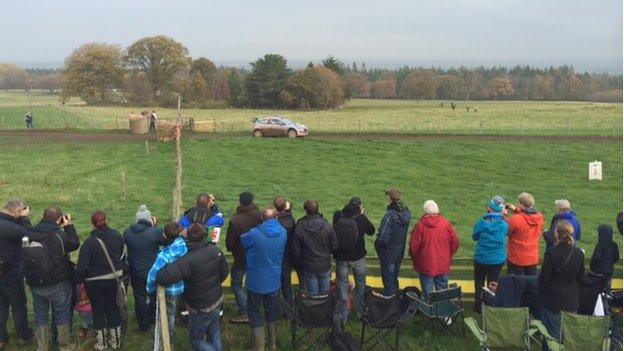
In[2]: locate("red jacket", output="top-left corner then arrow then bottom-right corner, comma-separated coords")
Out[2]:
507,209 -> 544,266
409,214 -> 460,276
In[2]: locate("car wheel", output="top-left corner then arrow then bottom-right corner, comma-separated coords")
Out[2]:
253,130 -> 263,138
287,129 -> 297,138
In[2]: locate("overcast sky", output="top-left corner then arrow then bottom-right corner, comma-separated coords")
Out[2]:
2,0 -> 622,69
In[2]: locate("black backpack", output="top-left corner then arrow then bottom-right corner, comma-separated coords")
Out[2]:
22,233 -> 64,286
334,215 -> 359,251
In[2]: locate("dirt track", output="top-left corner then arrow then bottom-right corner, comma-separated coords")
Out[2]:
0,129 -> 619,144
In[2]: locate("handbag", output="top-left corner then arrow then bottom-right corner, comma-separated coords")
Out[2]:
96,238 -> 128,323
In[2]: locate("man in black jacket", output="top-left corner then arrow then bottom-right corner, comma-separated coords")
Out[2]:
157,224 -> 229,351
274,196 -> 297,305
27,207 -> 80,351
292,200 -> 338,295
0,198 -> 35,349
333,197 -> 375,312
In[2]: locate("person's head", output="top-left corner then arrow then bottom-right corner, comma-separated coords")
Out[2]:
239,191 -> 254,206
196,193 -> 212,208
517,192 -> 535,210
487,195 -> 505,213
163,222 -> 182,242
597,224 -> 614,243
273,196 -> 288,212
262,207 -> 278,221
186,223 -> 205,243
554,220 -> 575,246
385,188 -> 402,203
423,200 -> 439,215
554,199 -> 571,213
43,206 -> 64,224
303,200 -> 319,216
135,204 -> 152,224
91,211 -> 107,229
2,198 -> 27,218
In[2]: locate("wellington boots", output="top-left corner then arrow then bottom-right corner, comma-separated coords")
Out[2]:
251,327 -> 265,351
57,324 -> 76,351
35,326 -> 50,351
108,327 -> 121,350
267,323 -> 277,350
93,329 -> 106,351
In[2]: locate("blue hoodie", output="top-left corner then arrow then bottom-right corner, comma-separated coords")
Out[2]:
241,219 -> 287,294
472,213 -> 508,265
544,211 -> 582,252
375,202 -> 412,262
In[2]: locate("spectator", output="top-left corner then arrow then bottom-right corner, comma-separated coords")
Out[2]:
179,193 -> 224,230
589,224 -> 620,291
74,211 -> 124,350
273,196 -> 297,305
471,196 -> 508,312
225,192 -> 262,324
292,200 -> 338,295
75,284 -> 92,340
0,198 -> 36,348
241,207 -> 287,351
506,192 -> 544,276
24,112 -> 34,129
409,200 -> 460,298
26,207 -> 80,351
375,189 -> 411,295
544,199 -> 581,252
156,224 -> 229,351
332,197 -> 375,311
123,205 -> 165,332
146,222 -> 187,346
149,110 -> 158,131
538,221 -> 584,345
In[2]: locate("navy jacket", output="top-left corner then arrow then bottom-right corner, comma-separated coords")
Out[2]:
0,213 -> 37,271
545,211 -> 581,251
590,226 -> 620,278
241,219 -> 287,294
375,202 -> 411,263
123,220 -> 165,278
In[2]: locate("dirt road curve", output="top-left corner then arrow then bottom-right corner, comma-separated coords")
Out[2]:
0,129 -> 619,143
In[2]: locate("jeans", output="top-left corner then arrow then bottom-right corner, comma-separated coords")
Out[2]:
78,312 -> 93,329
419,273 -> 449,298
230,266 -> 247,315
31,280 -> 73,328
473,261 -> 504,311
336,258 -> 367,312
131,275 -> 155,331
188,309 -> 222,351
281,266 -> 293,305
507,261 -> 538,276
380,258 -> 403,295
247,290 -> 281,328
540,308 -> 561,350
0,268 -> 33,341
304,270 -> 331,295
85,279 -> 121,329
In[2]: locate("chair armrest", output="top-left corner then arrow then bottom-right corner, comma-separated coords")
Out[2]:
464,317 -> 486,344
529,320 -> 562,351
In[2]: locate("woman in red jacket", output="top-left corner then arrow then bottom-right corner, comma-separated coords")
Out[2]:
505,192 -> 544,276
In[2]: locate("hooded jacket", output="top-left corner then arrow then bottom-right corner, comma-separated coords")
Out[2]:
74,227 -> 124,282
375,202 -> 411,263
225,204 -> 262,268
507,208 -> 544,266
544,211 -> 582,251
241,219 -> 287,294
178,205 -> 224,229
590,225 -> 620,277
277,210 -> 296,269
472,213 -> 508,265
123,220 -> 165,278
0,213 -> 37,271
28,220 -> 80,286
409,214 -> 460,276
332,203 -> 376,262
538,244 -> 585,313
292,214 -> 338,273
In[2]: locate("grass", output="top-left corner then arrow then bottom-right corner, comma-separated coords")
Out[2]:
0,91 -> 621,135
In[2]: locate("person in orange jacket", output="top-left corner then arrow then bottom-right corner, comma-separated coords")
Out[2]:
505,192 -> 544,276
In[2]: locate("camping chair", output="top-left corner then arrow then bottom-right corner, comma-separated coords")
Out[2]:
414,285 -> 464,336
530,311 -> 611,351
464,306 -> 535,350
359,287 -> 418,351
281,292 -> 335,350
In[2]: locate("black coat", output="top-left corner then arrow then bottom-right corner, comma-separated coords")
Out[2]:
278,210 -> 296,269
0,213 -> 37,271
292,214 -> 338,273
156,240 -> 228,311
332,204 -> 375,261
590,227 -> 620,278
225,204 -> 262,268
29,220 -> 80,285
538,244 -> 585,313
74,227 -> 124,283
123,221 -> 165,278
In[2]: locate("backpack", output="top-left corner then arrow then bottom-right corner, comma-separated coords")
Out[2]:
329,330 -> 361,351
22,233 -> 64,286
334,216 -> 359,251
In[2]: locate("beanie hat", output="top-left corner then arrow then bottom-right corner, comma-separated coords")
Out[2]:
423,200 -> 439,215
488,196 -> 505,213
239,191 -> 254,206
554,199 -> 571,211
135,204 -> 152,223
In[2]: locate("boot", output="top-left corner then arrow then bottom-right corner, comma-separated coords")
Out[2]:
267,323 -> 277,350
251,327 -> 265,351
108,327 -> 121,350
35,326 -> 49,351
93,329 -> 106,351
57,324 -> 76,351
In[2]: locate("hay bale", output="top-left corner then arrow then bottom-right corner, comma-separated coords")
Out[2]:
193,120 -> 216,132
128,113 -> 149,134
157,122 -> 178,142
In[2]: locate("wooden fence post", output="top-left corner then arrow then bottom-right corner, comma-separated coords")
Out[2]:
520,120 -> 524,136
121,172 -> 127,200
157,287 -> 171,351
145,140 -> 150,156
612,118 -> 616,136
567,118 -> 571,136
358,119 -> 362,131
479,121 -> 484,134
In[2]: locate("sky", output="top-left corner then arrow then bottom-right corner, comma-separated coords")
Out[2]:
2,0 -> 622,71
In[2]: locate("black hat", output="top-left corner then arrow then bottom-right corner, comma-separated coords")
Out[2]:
239,191 -> 254,206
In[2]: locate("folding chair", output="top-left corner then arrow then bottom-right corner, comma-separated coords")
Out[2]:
530,311 -> 611,351
360,286 -> 418,351
464,306 -> 534,350
281,292 -> 335,351
414,285 -> 464,337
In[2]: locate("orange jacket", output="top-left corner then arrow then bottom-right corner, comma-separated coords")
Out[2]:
506,209 -> 544,266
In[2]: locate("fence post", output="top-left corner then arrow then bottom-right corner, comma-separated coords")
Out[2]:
396,118 -> 399,132
116,115 -> 119,130
479,121 -> 484,134
157,287 -> 172,351
358,118 -> 362,131
320,117 -> 323,130
567,118 -> 571,136
145,140 -> 150,156
121,171 -> 127,200
428,123 -> 432,133
520,120 -> 524,136
612,118 -> 616,136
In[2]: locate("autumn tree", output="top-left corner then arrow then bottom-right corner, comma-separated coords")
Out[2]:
0,64 -> 28,91
211,69 -> 231,101
190,57 -> 217,101
436,75 -> 462,99
399,70 -> 439,100
123,71 -> 152,105
345,73 -> 370,97
33,73 -> 61,94
485,77 -> 515,100
244,54 -> 292,108
370,79 -> 396,99
279,66 -> 345,109
61,43 -> 125,104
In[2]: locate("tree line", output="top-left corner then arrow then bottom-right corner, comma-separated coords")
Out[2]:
0,35 -> 621,108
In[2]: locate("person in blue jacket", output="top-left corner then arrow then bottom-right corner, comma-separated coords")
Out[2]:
178,193 -> 224,229
472,195 -> 508,313
543,199 -> 581,252
241,207 -> 287,351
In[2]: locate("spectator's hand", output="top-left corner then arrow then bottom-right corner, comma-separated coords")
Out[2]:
151,216 -> 158,226
505,204 -> 516,212
285,201 -> 291,211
